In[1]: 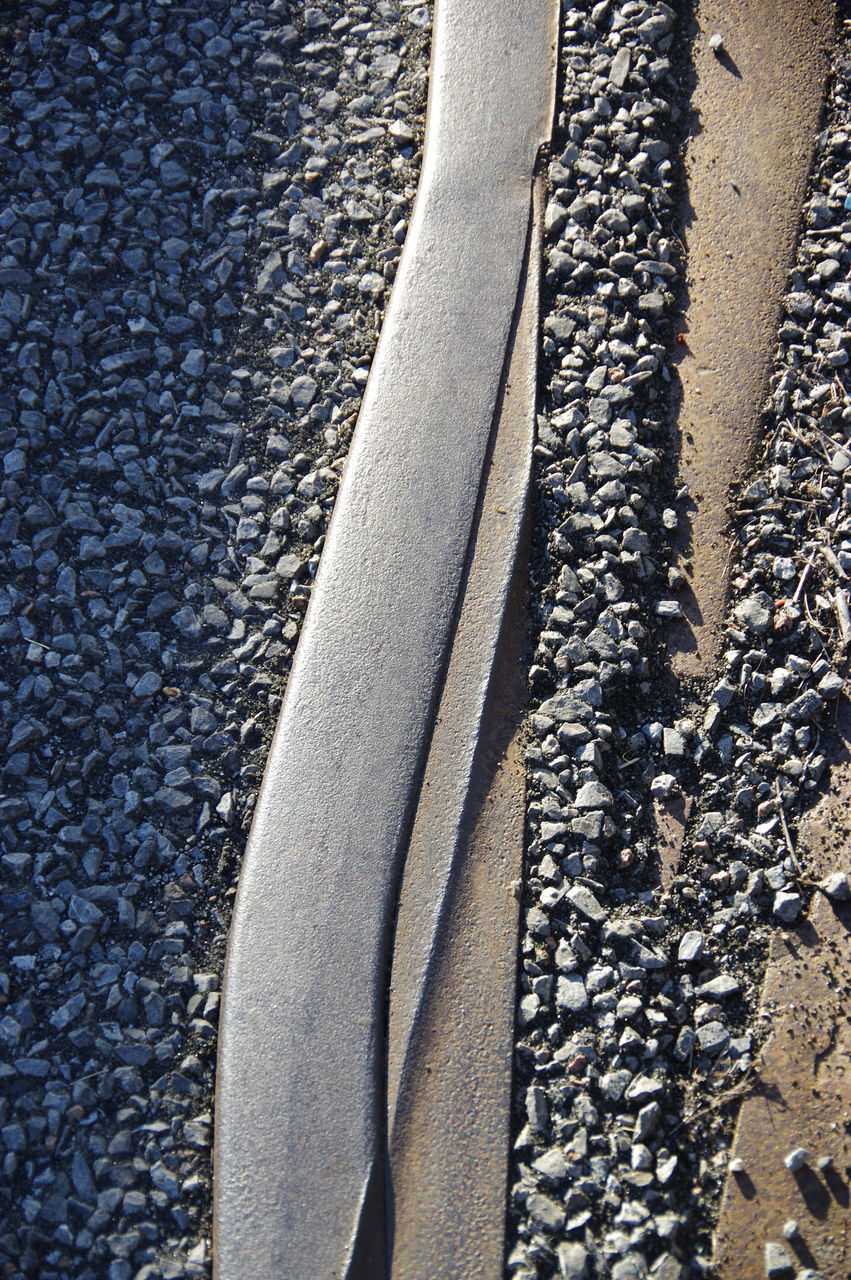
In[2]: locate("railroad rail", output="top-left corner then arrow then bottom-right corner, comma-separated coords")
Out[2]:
213,3 -> 557,1276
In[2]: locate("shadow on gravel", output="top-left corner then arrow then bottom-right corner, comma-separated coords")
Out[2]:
823,1163 -> 850,1209
789,1233 -> 822,1272
792,1166 -> 832,1219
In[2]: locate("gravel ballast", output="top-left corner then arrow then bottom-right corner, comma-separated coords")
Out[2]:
506,3 -> 850,1278
2,0 -> 851,1277
0,2 -> 428,1276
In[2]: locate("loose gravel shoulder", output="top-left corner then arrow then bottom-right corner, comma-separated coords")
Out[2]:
0,2 -> 428,1277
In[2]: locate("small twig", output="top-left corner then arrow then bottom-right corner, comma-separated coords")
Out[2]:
733,503 -> 786,517
803,593 -> 828,646
792,426 -> 832,465
792,554 -> 816,605
805,225 -> 851,237
724,535 -> 738,578
835,587 -> 851,648
820,543 -> 847,581
672,1064 -> 761,1134
810,419 -> 846,450
775,779 -> 802,877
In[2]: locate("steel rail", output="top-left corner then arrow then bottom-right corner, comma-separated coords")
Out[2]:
213,2 -> 558,1277
386,176 -> 543,1280
667,0 -> 834,678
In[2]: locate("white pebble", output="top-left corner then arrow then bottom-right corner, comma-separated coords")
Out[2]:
784,1146 -> 808,1172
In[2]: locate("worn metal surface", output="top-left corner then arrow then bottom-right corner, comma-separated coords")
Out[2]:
213,2 -> 558,1277
668,0 -> 833,679
384,178 -> 542,1280
715,709 -> 851,1277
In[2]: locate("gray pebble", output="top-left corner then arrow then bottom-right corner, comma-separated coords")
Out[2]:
773,890 -> 802,923
526,1191 -> 566,1233
734,593 -> 773,634
557,974 -> 589,1013
764,1240 -> 795,1278
820,870 -> 851,900
565,883 -> 606,923
696,1021 -> 730,1054
557,1241 -> 589,1280
677,930 -> 704,963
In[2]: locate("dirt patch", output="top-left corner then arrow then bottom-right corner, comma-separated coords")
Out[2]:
650,792 -> 694,889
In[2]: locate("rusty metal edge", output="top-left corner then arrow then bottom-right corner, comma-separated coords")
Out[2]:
667,0 -> 835,679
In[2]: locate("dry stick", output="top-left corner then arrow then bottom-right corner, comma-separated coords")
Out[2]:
806,225 -> 851,236
733,503 -> 786,517
835,586 -> 851,647
792,553 -> 816,604
810,417 -> 846,449
820,542 -> 847,581
803,592 -> 829,648
723,534 -> 738,582
672,1064 -> 762,1134
775,778 -> 803,877
787,421 -> 833,464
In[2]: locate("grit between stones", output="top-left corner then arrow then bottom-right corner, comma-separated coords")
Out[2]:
0,2 -> 429,1276
2,3 -> 851,1280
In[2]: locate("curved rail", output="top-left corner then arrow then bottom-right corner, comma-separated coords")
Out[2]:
213,2 -> 557,1277
386,178 -> 543,1280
